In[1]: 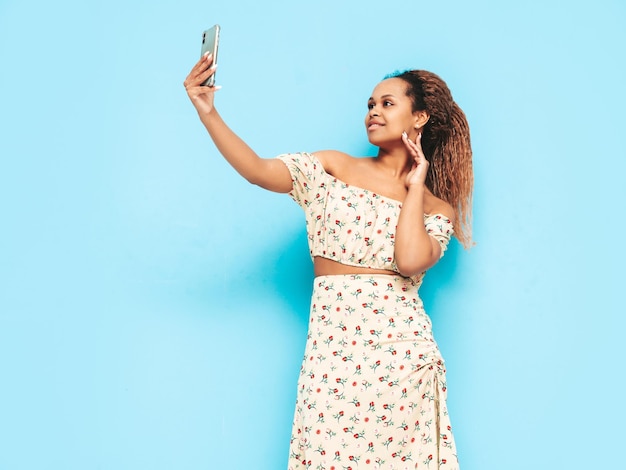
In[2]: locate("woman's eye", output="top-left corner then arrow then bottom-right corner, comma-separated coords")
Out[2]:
367,103 -> 374,110
383,100 -> 393,107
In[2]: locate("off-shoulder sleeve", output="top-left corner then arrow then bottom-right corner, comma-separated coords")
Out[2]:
424,214 -> 455,258
276,152 -> 324,209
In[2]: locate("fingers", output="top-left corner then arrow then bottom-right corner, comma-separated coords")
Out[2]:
186,83 -> 221,97
183,53 -> 216,88
401,132 -> 425,160
184,62 -> 218,89
196,52 -> 214,70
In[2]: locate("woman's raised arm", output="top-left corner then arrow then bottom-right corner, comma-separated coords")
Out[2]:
184,54 -> 292,193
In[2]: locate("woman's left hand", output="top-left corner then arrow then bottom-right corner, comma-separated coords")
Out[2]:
402,132 -> 429,188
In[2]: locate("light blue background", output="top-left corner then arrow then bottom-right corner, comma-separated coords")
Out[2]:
1,0 -> 624,469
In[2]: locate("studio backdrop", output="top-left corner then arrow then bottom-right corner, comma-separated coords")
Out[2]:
1,0 -> 625,469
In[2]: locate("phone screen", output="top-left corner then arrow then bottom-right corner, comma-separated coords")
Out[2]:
200,25 -> 220,86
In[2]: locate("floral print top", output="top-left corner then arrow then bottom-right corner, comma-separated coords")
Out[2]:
277,152 -> 454,285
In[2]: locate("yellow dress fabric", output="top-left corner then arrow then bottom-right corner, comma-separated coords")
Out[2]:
277,153 -> 459,470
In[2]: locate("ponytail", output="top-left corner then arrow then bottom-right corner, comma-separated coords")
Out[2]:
387,70 -> 473,248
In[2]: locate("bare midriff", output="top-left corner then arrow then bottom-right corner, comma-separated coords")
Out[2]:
314,256 -> 398,278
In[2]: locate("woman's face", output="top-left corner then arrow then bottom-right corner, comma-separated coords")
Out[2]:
365,78 -> 420,146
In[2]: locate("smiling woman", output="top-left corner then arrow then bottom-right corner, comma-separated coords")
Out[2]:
184,55 -> 472,469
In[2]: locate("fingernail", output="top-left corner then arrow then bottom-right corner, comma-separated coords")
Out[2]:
402,131 -> 408,139
213,85 -> 222,90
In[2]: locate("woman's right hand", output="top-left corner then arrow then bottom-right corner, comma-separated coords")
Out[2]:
183,53 -> 219,116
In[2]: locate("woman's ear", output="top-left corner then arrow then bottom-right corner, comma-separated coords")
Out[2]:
414,110 -> 430,129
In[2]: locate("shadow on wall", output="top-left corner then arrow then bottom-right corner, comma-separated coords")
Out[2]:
419,239 -> 463,322
227,225 -> 315,325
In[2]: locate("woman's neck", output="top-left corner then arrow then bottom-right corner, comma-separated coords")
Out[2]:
374,147 -> 413,179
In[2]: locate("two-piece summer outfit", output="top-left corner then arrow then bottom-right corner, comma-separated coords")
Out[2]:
277,152 -> 459,470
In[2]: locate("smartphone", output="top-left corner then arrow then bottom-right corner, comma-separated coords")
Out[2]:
200,24 -> 220,87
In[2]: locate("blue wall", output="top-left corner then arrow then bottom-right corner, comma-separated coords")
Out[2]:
1,1 -> 625,468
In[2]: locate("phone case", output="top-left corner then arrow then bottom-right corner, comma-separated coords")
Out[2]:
200,25 -> 220,87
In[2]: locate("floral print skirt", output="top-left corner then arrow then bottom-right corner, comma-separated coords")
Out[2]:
288,274 -> 459,470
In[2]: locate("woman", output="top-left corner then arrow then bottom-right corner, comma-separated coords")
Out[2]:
184,53 -> 472,469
